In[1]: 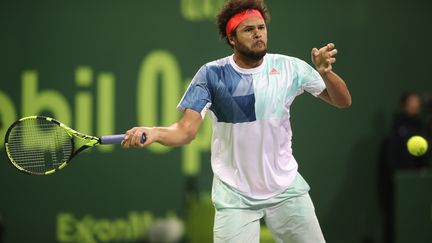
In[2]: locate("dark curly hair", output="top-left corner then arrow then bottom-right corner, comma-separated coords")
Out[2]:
216,0 -> 270,47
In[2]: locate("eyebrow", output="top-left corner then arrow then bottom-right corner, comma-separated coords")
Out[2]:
241,23 -> 266,29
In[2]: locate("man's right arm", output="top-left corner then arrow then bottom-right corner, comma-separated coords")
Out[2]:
121,109 -> 203,148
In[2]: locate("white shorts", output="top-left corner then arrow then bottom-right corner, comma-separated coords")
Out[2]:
212,173 -> 325,243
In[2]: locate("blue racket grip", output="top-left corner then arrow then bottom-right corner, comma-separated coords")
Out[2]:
100,133 -> 146,144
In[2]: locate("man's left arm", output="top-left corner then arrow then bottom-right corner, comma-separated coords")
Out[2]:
312,43 -> 352,108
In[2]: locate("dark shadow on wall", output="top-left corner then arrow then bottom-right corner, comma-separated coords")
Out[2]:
320,111 -> 387,243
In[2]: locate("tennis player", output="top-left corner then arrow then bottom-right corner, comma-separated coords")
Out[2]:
122,0 -> 351,242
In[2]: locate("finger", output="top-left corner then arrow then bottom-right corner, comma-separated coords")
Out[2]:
329,49 -> 338,56
121,139 -> 129,148
121,133 -> 127,147
327,43 -> 335,50
321,44 -> 333,54
328,57 -> 336,63
124,127 -> 137,140
311,48 -> 319,56
125,130 -> 135,146
319,45 -> 328,54
130,131 -> 138,146
133,130 -> 144,147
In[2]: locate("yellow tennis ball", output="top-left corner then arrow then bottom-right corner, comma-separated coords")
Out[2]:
406,135 -> 428,156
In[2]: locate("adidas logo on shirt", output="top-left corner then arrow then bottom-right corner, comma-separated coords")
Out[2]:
270,68 -> 279,75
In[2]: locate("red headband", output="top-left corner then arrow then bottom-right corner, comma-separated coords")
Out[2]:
226,9 -> 263,36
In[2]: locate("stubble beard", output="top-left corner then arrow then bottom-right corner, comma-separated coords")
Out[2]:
236,40 -> 267,62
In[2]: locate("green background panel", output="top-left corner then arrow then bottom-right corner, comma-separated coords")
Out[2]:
1,0 -> 431,242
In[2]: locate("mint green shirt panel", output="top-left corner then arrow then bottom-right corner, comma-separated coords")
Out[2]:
292,57 -> 326,97
253,54 -> 325,120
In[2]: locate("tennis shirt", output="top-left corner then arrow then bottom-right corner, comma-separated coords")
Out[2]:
177,53 -> 326,199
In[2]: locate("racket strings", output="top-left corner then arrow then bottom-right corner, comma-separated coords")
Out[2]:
6,118 -> 73,174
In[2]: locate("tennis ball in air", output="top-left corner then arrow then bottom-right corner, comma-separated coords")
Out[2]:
406,135 -> 428,156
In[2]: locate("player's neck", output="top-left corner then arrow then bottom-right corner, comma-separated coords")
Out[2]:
233,52 -> 263,69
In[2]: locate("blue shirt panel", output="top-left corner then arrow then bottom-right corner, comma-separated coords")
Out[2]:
179,62 -> 257,123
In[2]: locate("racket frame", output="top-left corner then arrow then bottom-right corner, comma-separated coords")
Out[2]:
4,116 -> 101,175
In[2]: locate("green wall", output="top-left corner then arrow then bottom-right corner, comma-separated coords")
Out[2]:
1,0 -> 431,242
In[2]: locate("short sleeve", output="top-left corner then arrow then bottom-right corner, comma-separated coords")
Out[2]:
293,58 -> 326,97
177,65 -> 212,118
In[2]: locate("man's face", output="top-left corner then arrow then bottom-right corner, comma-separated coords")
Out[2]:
231,16 -> 267,61
404,94 -> 421,116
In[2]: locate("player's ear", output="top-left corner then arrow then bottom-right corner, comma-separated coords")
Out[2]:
228,34 -> 235,46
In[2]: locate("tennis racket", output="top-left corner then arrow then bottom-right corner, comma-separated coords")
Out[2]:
4,115 -> 146,175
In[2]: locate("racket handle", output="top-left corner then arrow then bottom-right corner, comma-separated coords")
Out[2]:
100,134 -> 125,144
100,133 -> 146,144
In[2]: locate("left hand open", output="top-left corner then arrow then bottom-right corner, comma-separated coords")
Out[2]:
311,43 -> 338,74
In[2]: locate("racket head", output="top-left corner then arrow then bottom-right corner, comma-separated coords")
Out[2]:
4,116 -> 95,175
